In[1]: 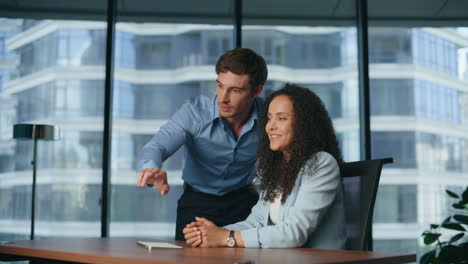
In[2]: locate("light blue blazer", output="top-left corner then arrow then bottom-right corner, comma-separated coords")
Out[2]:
224,151 -> 347,249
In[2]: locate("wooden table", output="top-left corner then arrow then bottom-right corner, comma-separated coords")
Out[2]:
0,238 -> 416,264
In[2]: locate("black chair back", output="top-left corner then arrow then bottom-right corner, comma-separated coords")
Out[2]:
339,157 -> 393,251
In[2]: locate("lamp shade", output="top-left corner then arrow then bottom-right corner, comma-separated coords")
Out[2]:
13,124 -> 60,140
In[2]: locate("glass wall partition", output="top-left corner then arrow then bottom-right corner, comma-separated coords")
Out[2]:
369,26 -> 468,257
242,0 -> 360,162
109,2 -> 234,239
1,2 -> 466,262
0,18 -> 106,240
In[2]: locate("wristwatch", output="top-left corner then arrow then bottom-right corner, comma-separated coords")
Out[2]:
226,230 -> 236,247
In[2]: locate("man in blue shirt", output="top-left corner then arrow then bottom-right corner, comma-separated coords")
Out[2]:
137,48 -> 268,240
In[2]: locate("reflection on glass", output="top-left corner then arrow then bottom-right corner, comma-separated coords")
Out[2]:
243,26 -> 360,162
109,23 -> 360,239
110,23 -> 233,238
0,19 -> 105,240
1,16 -> 466,260
370,27 -> 468,257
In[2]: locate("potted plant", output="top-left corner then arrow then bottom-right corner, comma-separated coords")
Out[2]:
420,187 -> 468,263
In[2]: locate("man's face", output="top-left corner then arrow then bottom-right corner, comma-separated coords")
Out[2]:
216,71 -> 262,121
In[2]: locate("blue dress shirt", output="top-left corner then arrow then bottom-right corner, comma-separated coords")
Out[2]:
137,95 -> 262,196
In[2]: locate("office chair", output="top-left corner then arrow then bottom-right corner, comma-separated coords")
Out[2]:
339,157 -> 393,251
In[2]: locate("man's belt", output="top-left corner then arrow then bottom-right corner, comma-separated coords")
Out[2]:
183,183 -> 255,196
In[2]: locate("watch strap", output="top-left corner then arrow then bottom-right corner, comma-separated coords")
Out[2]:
227,230 -> 235,247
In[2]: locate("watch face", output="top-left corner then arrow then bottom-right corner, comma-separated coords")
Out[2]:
227,238 -> 235,247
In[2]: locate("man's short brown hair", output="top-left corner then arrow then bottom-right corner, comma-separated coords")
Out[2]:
215,48 -> 268,91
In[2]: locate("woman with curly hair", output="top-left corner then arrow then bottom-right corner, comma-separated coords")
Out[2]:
183,83 -> 346,249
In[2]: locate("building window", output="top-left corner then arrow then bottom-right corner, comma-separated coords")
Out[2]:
374,185 -> 418,223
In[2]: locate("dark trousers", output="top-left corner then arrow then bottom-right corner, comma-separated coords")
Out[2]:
175,184 -> 259,241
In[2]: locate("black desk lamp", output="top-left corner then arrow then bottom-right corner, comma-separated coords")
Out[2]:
13,124 -> 60,240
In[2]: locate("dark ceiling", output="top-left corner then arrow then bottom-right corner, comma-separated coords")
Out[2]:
0,0 -> 467,26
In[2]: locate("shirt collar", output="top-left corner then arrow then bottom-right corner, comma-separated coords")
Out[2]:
212,95 -> 221,121
243,98 -> 259,132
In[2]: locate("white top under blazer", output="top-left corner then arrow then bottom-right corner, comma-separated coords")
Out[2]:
224,151 -> 347,249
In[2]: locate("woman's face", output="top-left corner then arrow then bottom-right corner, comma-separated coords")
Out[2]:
265,95 -> 295,155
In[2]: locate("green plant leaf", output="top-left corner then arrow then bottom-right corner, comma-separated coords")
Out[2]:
453,203 -> 464,210
439,245 -> 468,262
442,223 -> 466,232
459,241 -> 468,247
423,233 -> 441,245
441,216 -> 451,225
453,214 -> 468,225
446,189 -> 460,199
430,224 -> 439,229
419,250 -> 435,264
462,187 -> 468,203
422,230 -> 431,236
448,233 -> 464,244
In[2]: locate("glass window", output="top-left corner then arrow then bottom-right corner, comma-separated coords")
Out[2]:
243,25 -> 360,162
374,185 -> 417,223
0,4 -> 465,261
414,79 -> 461,124
369,28 -> 412,63
136,36 -> 171,69
205,30 -> 232,65
416,132 -> 465,173
374,239 -> 419,255
110,22 -> 233,239
412,29 -> 458,76
0,18 -> 106,241
372,132 -> 416,168
370,79 -> 414,116
370,26 -> 468,258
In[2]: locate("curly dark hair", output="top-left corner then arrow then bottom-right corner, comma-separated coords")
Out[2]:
256,83 -> 342,203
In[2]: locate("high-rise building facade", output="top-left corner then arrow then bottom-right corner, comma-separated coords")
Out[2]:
0,19 -> 467,258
